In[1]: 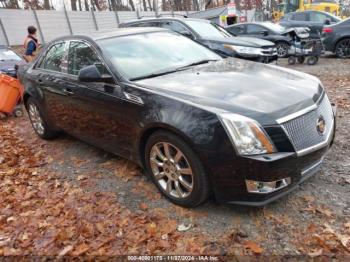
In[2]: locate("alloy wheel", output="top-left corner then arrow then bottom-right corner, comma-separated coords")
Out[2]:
276,43 -> 289,57
28,103 -> 45,135
149,142 -> 194,199
336,39 -> 350,58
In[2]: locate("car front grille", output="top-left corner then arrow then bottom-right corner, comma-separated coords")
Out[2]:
261,46 -> 277,55
281,94 -> 334,154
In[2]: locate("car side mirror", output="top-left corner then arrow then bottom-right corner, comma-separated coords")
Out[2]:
78,65 -> 113,83
179,31 -> 194,39
324,18 -> 331,25
260,30 -> 269,36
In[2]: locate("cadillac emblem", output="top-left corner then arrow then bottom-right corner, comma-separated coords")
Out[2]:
316,116 -> 326,135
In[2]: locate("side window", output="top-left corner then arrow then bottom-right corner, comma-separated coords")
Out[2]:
129,22 -> 159,27
67,41 -> 102,76
246,24 -> 265,34
159,21 -> 191,34
292,12 -> 307,21
228,26 -> 244,35
39,42 -> 65,72
309,12 -> 327,22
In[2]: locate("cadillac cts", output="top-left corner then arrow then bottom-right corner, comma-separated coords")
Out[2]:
20,28 -> 336,207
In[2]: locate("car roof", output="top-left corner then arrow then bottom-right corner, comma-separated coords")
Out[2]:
227,22 -> 274,27
121,17 -> 211,25
50,27 -> 168,43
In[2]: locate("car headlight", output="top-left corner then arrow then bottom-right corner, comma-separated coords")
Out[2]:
224,45 -> 262,55
219,113 -> 276,155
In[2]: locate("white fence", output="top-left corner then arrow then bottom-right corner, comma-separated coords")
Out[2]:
0,8 -> 189,46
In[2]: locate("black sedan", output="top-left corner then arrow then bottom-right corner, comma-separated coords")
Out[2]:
0,45 -> 26,78
120,17 -> 278,63
20,28 -> 336,207
280,10 -> 341,38
226,22 -> 291,57
322,17 -> 350,58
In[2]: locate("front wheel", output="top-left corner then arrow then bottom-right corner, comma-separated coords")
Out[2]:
306,56 -> 318,65
276,42 -> 289,58
335,38 -> 350,58
145,131 -> 210,207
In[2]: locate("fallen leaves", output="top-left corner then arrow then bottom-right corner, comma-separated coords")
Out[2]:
244,240 -> 263,254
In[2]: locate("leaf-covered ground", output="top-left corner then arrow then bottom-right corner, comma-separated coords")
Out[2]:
0,57 -> 349,258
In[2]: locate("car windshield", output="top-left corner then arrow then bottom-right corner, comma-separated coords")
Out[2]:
0,49 -> 22,61
262,23 -> 285,34
184,20 -> 232,38
98,31 -> 220,80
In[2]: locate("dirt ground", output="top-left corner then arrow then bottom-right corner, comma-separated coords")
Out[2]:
1,56 -> 349,258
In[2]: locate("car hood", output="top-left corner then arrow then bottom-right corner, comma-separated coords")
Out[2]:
134,59 -> 323,126
201,36 -> 275,47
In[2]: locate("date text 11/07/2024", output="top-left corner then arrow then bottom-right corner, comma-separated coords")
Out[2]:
127,255 -> 219,261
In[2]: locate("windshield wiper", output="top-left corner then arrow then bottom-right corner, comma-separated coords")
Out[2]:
130,68 -> 181,81
178,59 -> 218,70
130,59 -> 218,81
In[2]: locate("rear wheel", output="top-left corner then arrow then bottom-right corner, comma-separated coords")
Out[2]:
288,56 -> 296,65
26,97 -> 58,139
276,42 -> 289,57
335,38 -> 350,58
145,131 -> 210,207
306,56 -> 318,65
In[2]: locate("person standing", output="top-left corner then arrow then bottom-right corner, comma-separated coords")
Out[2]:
24,26 -> 39,62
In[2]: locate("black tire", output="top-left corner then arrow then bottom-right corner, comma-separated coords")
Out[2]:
145,131 -> 210,207
276,42 -> 290,58
26,97 -> 59,139
288,56 -> 296,65
335,38 -> 350,58
297,56 -> 305,64
306,56 -> 318,65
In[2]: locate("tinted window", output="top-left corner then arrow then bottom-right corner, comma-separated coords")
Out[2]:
309,12 -> 327,22
129,21 -> 159,27
184,20 -> 232,38
40,42 -> 65,72
98,31 -> 220,80
67,42 -> 101,75
228,25 -> 244,35
292,12 -> 307,21
246,24 -> 265,34
159,21 -> 191,34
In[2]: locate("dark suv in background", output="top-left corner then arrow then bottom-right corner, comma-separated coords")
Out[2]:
120,17 -> 278,63
280,10 -> 341,38
322,17 -> 350,58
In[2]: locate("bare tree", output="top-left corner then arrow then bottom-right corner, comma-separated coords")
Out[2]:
129,0 -> 135,10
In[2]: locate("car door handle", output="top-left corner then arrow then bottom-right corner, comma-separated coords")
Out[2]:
63,88 -> 75,95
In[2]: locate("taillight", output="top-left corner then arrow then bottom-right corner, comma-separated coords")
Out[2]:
322,27 -> 333,33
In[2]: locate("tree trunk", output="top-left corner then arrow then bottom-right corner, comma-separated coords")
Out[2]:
129,0 -> 135,11
84,0 -> 89,11
142,0 -> 147,10
147,0 -> 153,11
78,0 -> 82,11
71,0 -> 78,10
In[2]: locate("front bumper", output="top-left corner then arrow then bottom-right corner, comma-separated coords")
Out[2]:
210,105 -> 336,206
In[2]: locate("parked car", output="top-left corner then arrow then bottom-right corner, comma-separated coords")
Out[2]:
322,17 -> 350,58
226,22 -> 292,57
20,28 -> 336,207
0,46 -> 26,78
280,10 -> 341,38
120,17 -> 278,63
